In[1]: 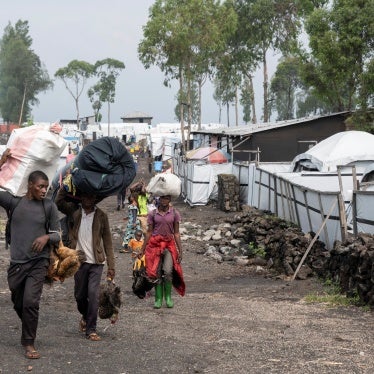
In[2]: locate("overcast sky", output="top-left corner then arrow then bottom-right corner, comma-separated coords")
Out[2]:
1,0 -> 275,126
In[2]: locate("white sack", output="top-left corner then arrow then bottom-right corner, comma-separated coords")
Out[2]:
147,173 -> 181,197
0,124 -> 66,196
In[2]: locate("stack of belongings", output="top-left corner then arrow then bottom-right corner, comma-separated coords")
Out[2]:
55,136 -> 136,200
146,172 -> 182,198
0,123 -> 66,196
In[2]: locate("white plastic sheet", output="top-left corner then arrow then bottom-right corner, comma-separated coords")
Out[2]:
0,124 -> 66,196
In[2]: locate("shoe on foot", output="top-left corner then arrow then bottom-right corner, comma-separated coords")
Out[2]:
116,205 -> 120,211
24,344 -> 40,359
86,332 -> 101,341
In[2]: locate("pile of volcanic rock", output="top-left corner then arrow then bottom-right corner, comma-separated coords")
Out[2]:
328,233 -> 374,307
181,206 -> 330,280
181,205 -> 374,306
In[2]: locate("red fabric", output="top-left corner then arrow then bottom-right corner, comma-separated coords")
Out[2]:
145,235 -> 185,296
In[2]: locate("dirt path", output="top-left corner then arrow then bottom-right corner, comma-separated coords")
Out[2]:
0,157 -> 373,373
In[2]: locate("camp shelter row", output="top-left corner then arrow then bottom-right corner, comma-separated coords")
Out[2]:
191,111 -> 350,163
173,152 -> 374,251
173,111 -> 353,206
171,114 -> 374,250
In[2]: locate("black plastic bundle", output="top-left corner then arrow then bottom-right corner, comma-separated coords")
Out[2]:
71,137 -> 136,198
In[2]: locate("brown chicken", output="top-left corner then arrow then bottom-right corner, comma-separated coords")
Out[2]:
46,239 -> 86,283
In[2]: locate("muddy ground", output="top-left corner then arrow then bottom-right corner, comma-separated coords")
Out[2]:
0,157 -> 373,374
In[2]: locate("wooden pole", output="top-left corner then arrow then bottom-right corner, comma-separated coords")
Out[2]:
292,199 -> 337,281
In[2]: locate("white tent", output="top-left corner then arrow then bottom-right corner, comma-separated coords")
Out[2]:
361,162 -> 374,183
290,131 -> 374,172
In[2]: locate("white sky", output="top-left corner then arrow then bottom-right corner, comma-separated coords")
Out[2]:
0,0 -> 276,126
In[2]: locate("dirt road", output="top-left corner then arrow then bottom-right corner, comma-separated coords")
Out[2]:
0,157 -> 373,373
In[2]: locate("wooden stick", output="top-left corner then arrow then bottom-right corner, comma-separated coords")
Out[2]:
292,199 -> 338,281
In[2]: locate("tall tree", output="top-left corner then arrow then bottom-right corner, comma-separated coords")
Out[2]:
234,0 -> 301,123
89,58 -> 125,136
0,20 -> 52,124
138,0 -> 236,151
55,60 -> 94,128
240,77 -> 253,124
269,56 -> 301,120
174,80 -> 199,124
300,0 -> 374,118
213,71 -> 237,127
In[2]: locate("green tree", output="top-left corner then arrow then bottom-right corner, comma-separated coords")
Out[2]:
233,0 -> 301,123
240,77 -> 252,124
89,58 -> 125,136
55,60 -> 95,128
269,56 -> 302,120
87,87 -> 102,124
300,0 -> 374,119
213,69 -> 237,126
295,87 -> 332,117
138,0 -> 236,150
174,80 -> 199,124
0,20 -> 52,124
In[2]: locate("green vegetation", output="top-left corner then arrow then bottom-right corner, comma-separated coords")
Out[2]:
0,20 -> 52,124
304,278 -> 365,308
1,2 -> 372,128
247,242 -> 267,258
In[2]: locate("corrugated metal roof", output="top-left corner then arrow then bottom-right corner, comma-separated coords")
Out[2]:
191,112 -> 349,136
121,111 -> 153,119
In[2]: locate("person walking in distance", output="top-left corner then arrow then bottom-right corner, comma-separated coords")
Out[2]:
0,156 -> 61,359
55,188 -> 115,341
130,180 -> 149,233
116,187 -> 127,211
140,195 -> 185,308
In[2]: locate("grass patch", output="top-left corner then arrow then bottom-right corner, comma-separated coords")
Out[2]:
304,278 -> 363,308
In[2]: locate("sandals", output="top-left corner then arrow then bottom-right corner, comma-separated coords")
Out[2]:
86,332 -> 101,341
25,349 -> 41,359
79,318 -> 86,332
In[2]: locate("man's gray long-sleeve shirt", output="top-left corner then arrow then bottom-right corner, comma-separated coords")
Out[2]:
0,191 -> 60,263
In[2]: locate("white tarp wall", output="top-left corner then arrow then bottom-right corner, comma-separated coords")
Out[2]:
99,123 -> 150,142
245,163 -> 292,207
150,133 -> 181,160
215,159 -> 374,249
246,165 -> 365,249
352,190 -> 374,235
172,154 -> 232,205
184,162 -> 233,205
232,163 -> 251,205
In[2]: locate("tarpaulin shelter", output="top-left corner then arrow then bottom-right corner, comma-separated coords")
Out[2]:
186,147 -> 231,164
290,131 -> 374,172
361,162 -> 374,184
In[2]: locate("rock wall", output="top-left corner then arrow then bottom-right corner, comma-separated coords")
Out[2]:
217,174 -> 240,212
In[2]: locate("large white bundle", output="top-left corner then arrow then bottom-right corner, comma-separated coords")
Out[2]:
146,173 -> 181,197
0,124 -> 66,196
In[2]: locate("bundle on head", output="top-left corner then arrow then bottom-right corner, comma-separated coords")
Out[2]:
46,238 -> 86,283
98,280 -> 122,324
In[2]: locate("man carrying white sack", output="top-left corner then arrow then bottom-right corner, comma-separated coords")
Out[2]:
0,149 -> 60,360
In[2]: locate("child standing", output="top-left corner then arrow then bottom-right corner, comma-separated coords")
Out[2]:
120,194 -> 141,253
128,230 -> 144,259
